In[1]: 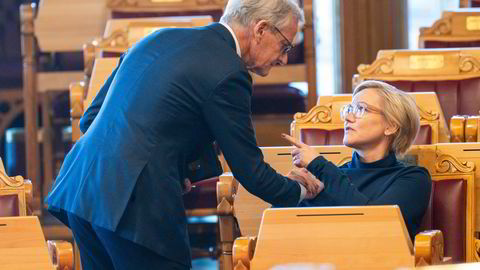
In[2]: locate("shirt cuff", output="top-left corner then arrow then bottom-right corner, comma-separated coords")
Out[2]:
298,183 -> 307,204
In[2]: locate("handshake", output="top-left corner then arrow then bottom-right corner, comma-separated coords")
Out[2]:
282,133 -> 325,199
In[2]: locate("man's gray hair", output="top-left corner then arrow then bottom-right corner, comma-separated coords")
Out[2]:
220,0 -> 304,30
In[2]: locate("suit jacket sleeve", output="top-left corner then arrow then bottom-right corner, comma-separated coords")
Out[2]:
79,53 -> 126,133
202,70 -> 301,207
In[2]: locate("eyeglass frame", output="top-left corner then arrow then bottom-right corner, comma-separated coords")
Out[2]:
340,102 -> 384,120
269,24 -> 294,55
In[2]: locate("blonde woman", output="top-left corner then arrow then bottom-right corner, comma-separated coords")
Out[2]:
283,80 -> 431,240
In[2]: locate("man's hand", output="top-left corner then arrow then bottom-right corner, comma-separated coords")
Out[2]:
286,167 -> 324,199
282,133 -> 320,168
183,178 -> 192,194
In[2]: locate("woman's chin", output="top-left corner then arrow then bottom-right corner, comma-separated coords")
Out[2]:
343,138 -> 355,148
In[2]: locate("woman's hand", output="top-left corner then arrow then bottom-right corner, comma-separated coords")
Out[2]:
282,133 -> 320,168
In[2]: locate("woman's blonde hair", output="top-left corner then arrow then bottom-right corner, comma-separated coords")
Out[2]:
353,80 -> 420,156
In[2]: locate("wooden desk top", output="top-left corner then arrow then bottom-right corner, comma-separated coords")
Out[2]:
0,216 -> 53,270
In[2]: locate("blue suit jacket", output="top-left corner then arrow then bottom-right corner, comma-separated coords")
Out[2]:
46,23 -> 301,266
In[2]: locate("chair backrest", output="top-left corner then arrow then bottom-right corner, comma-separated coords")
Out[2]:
290,92 -> 449,145
432,143 -> 479,262
419,9 -> 480,49
353,48 -> 480,123
0,158 -> 31,217
233,145 -> 353,238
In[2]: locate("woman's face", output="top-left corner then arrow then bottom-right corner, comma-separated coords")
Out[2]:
343,88 -> 394,151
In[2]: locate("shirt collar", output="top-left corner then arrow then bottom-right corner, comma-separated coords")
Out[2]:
348,151 -> 398,169
220,22 -> 241,57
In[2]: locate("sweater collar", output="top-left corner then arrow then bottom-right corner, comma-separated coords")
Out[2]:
349,151 -> 397,169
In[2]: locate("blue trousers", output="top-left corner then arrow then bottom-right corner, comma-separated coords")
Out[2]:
67,213 -> 189,270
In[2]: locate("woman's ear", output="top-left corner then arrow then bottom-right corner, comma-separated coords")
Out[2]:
384,123 -> 399,136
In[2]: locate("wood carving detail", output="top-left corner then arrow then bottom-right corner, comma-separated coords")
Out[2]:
419,16 -> 452,36
417,106 -> 439,121
93,29 -> 129,50
294,105 -> 332,124
0,170 -> 24,188
435,154 -> 475,173
459,55 -> 480,73
107,0 -> 140,8
475,238 -> 480,262
357,55 -> 394,76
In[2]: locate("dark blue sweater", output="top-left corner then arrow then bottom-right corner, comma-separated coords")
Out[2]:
301,151 -> 432,240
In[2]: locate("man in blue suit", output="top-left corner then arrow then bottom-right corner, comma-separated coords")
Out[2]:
46,0 -> 322,269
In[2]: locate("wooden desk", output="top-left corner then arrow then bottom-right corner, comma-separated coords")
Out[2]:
0,216 -> 54,270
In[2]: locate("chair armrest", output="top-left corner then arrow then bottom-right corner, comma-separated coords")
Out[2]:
217,172 -> 238,268
414,230 -> 444,266
450,116 -> 466,142
233,236 -> 257,270
69,81 -> 86,142
466,116 -> 480,142
69,81 -> 86,119
47,240 -> 74,270
217,172 -> 237,210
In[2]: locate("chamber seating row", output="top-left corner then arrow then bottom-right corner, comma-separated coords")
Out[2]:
217,143 -> 480,269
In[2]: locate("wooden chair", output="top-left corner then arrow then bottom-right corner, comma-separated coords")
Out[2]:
419,9 -> 480,49
290,92 -> 450,145
217,143 -> 479,269
0,158 -> 73,270
353,48 -> 480,125
434,143 -> 480,262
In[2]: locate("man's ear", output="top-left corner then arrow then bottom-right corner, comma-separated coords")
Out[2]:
253,20 -> 269,41
384,122 -> 399,136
